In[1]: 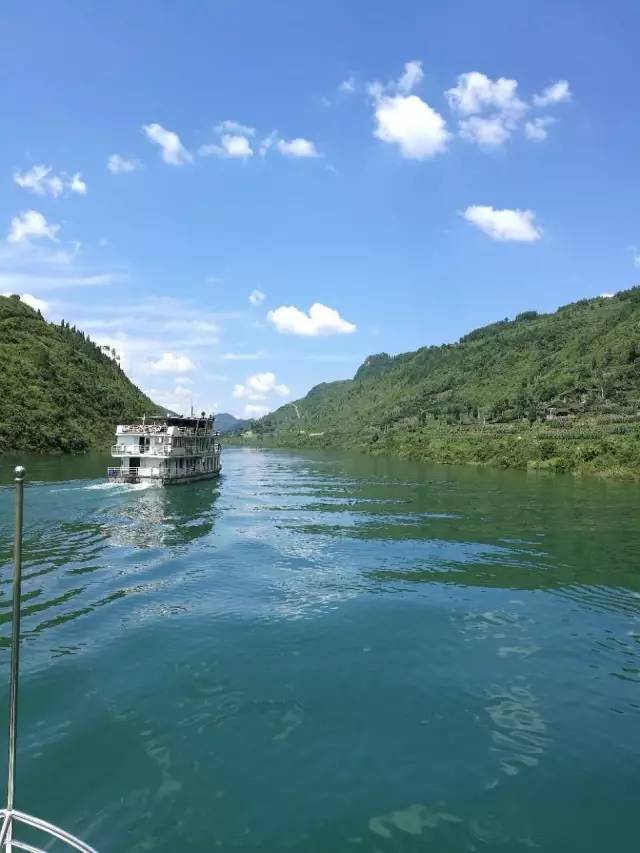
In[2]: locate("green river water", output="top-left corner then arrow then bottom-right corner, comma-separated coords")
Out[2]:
0,448 -> 638,851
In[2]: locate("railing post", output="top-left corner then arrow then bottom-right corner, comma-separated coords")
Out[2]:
6,466 -> 25,851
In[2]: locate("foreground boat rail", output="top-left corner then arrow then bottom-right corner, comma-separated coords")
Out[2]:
2,467 -> 97,852
0,808 -> 96,852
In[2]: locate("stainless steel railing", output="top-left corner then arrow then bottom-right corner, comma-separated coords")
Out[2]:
2,467 -> 97,852
112,444 -> 222,458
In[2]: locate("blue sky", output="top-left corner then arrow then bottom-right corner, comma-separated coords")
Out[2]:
2,0 -> 639,418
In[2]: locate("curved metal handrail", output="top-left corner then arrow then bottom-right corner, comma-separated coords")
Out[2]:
2,468 -> 98,852
0,809 -> 97,852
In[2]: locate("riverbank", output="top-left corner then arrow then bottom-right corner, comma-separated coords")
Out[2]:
225,418 -> 640,480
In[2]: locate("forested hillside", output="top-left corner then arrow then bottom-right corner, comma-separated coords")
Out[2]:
0,295 -> 159,453
245,288 -> 640,478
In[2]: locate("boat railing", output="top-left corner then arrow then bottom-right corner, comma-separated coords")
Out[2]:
107,466 -> 166,480
111,444 -> 170,456
112,443 -> 221,457
2,467 -> 98,852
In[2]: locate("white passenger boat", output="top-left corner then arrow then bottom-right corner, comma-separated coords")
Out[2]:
107,413 -> 222,485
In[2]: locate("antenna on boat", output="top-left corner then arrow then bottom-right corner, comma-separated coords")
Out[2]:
0,467 -> 97,853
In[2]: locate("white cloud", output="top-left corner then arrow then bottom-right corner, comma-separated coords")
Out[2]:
221,351 -> 267,361
258,131 -> 278,157
276,138 -> 321,158
397,60 -> 424,95
374,94 -> 450,159
267,302 -> 356,336
524,116 -> 556,141
233,371 -> 289,400
1,292 -> 50,314
8,210 -> 60,244
339,76 -> 356,93
446,71 -> 527,147
200,120 -> 256,159
153,383 -> 196,415
446,71 -> 525,118
249,288 -> 265,306
0,272 -> 119,290
600,292 -> 614,298
462,205 -> 542,242
142,123 -> 192,166
243,404 -> 269,418
533,80 -> 572,107
14,165 -> 87,197
215,120 -> 255,136
200,134 -> 254,159
69,173 -> 87,195
631,250 -> 640,269
459,115 -> 511,147
149,352 -> 195,373
108,154 -> 139,174
14,165 -> 62,197
366,61 -> 449,160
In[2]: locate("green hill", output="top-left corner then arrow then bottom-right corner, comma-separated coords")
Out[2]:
247,288 -> 640,478
0,294 -> 159,454
215,412 -> 249,434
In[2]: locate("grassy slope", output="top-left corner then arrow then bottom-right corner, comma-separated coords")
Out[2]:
244,288 -> 640,478
0,295 -> 159,453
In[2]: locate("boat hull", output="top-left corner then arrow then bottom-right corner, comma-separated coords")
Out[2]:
107,469 -> 221,486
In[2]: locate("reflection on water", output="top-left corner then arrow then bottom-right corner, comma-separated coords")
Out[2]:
0,448 -> 639,852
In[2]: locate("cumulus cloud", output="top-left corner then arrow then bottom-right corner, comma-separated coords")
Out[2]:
8,210 -> 60,243
374,93 -> 450,159
524,116 -> 556,141
142,123 -> 192,165
459,115 -> 511,146
1,292 -> 50,314
446,72 -> 525,118
200,134 -> 253,159
69,173 -> 87,195
150,352 -> 195,373
462,205 -> 542,242
446,71 -> 526,147
600,292 -> 614,298
199,119 -> 257,159
14,165 -> 87,197
232,372 -> 289,400
108,154 -> 139,174
397,60 -> 424,95
267,302 -> 356,336
276,138 -> 321,158
533,80 -> 572,107
368,61 -> 449,160
215,119 -> 255,136
249,289 -> 265,306
14,165 -> 62,197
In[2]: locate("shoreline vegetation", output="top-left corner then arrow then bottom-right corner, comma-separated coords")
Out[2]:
2,288 -> 640,479
0,294 -> 158,454
229,288 -> 640,480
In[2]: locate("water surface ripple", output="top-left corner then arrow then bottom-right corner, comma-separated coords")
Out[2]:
0,448 -> 638,851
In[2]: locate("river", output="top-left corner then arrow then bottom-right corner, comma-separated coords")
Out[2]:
0,448 -> 638,851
